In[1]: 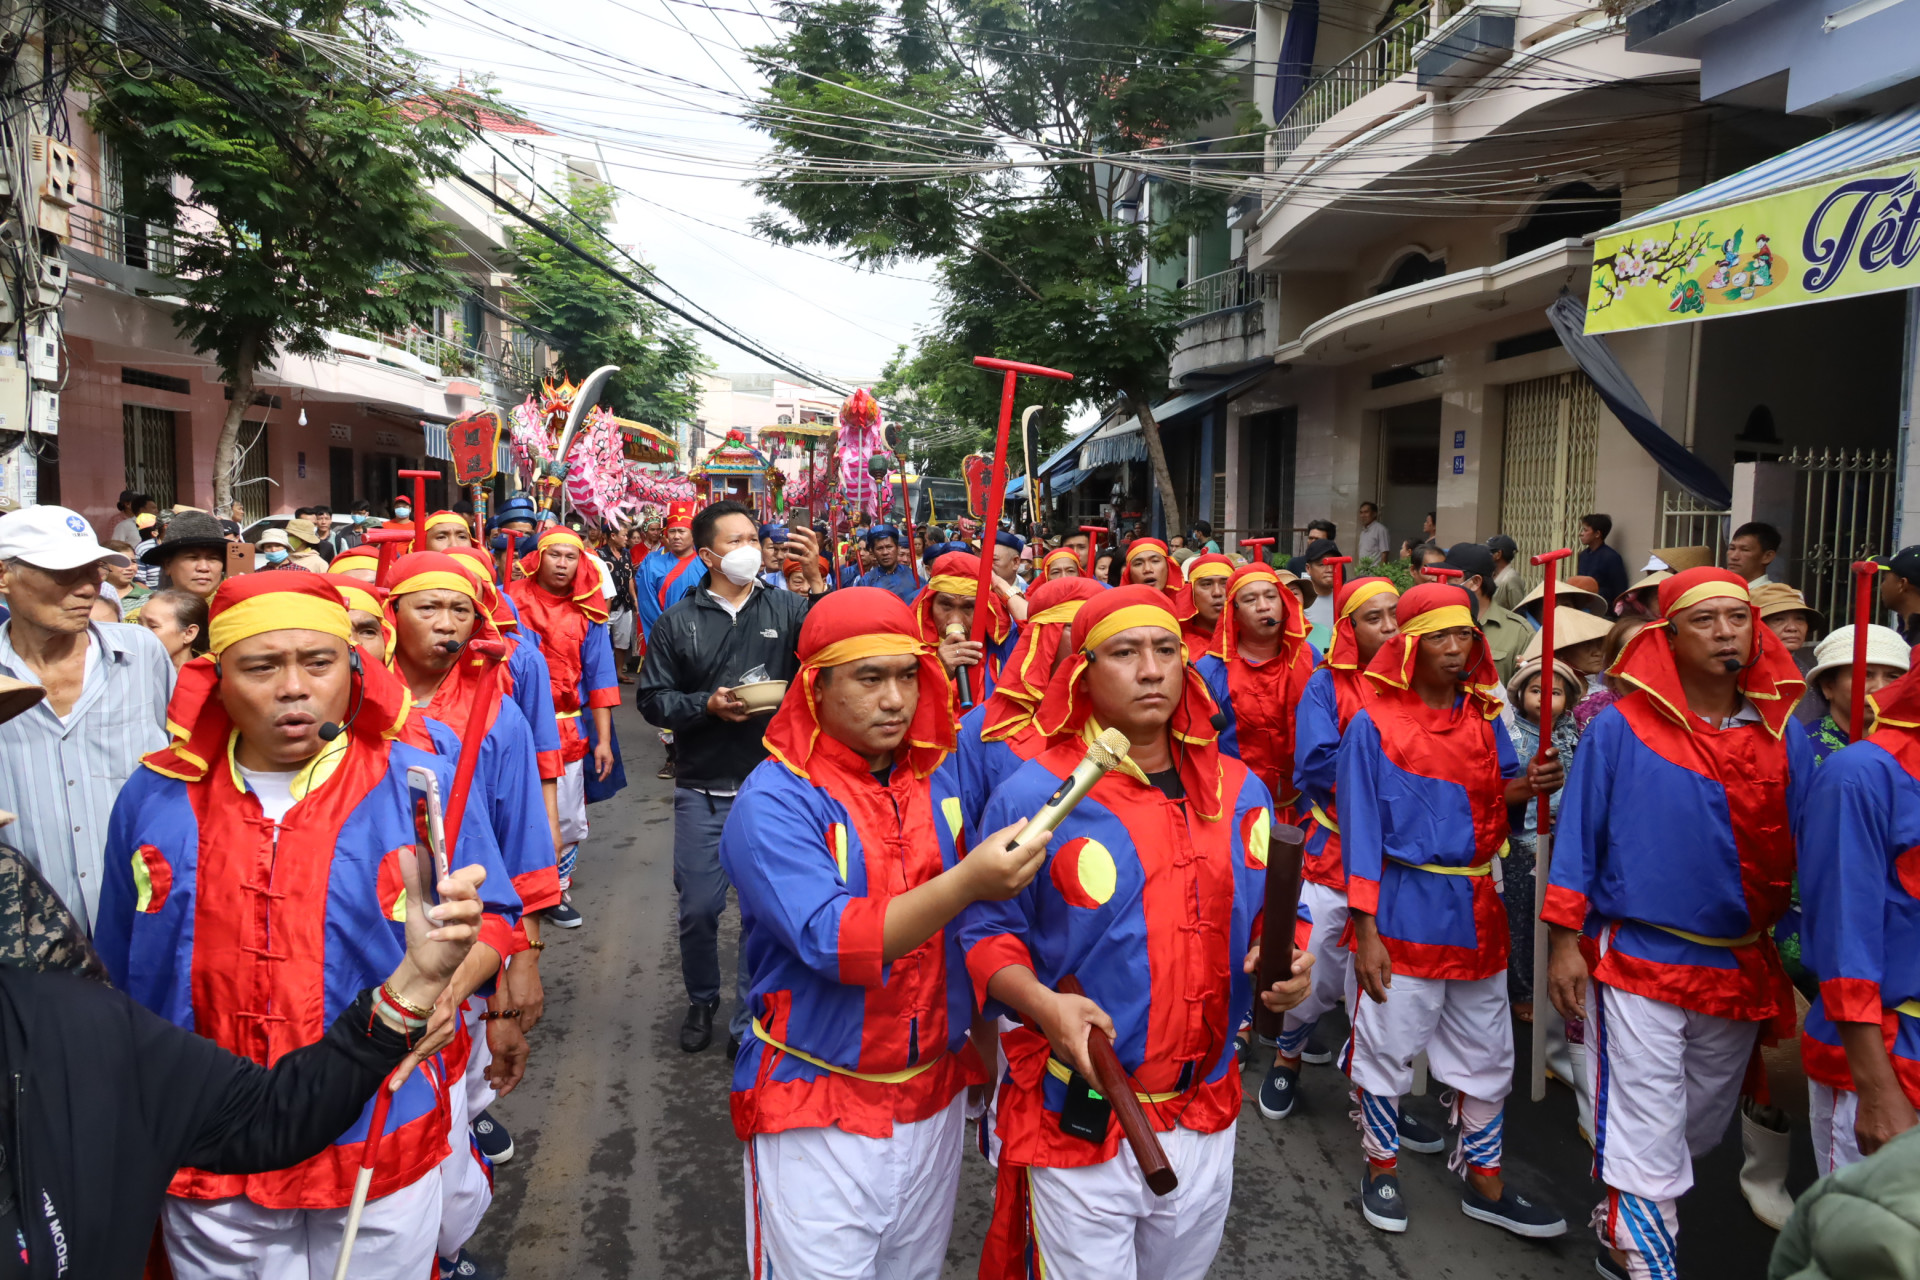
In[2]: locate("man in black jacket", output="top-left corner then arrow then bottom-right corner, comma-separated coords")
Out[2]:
636,501 -> 826,1054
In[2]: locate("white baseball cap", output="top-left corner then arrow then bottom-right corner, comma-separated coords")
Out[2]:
0,505 -> 131,571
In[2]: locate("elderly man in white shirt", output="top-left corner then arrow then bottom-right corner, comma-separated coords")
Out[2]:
0,506 -> 173,928
1357,501 -> 1391,561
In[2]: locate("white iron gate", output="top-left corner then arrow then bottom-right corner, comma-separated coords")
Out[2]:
1791,446 -> 1896,629
1500,372 -> 1599,589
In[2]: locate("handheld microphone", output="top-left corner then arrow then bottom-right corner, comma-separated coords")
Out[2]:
1009,728 -> 1131,848
946,622 -> 974,708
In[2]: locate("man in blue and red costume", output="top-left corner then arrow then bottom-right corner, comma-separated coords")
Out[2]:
949,574 -> 1106,838
1798,662 -> 1920,1176
1337,581 -> 1568,1239
719,587 -> 1052,1278
93,573 -> 522,1279
384,551 -> 558,1271
916,549 -> 1018,715
1195,560 -> 1320,811
507,524 -> 622,928
1254,576 -> 1410,1124
1172,551 -> 1233,661
957,586 -> 1314,1280
635,498 -> 702,644
1547,566 -> 1811,1280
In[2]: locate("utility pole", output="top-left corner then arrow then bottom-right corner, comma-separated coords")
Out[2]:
0,0 -> 71,507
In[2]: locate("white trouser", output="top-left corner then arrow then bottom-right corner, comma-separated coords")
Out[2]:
1346,971 -> 1515,1105
744,1094 -> 966,1280
1588,980 -> 1756,1201
558,756 -> 588,846
1809,1080 -> 1865,1177
162,1174 -> 440,1280
1278,880 -> 1351,1052
1027,1124 -> 1235,1280
608,607 -> 636,651
439,1006 -> 496,1259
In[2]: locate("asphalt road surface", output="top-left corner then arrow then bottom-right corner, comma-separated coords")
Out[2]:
472,724 -> 1811,1278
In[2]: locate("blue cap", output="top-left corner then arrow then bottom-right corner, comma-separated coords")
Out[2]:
995,530 -> 1025,552
761,522 -> 788,543
487,494 -> 541,532
866,523 -> 901,547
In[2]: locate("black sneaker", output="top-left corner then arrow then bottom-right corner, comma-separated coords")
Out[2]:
1258,1062 -> 1299,1120
1461,1184 -> 1567,1239
546,894 -> 583,929
1595,1249 -> 1630,1280
439,1251 -> 492,1280
1398,1108 -> 1446,1154
470,1109 -> 513,1164
1362,1169 -> 1409,1233
1300,1032 -> 1335,1066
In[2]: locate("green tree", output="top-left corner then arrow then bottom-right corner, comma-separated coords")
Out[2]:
749,0 -> 1258,534
78,0 -> 470,509
499,180 -> 707,429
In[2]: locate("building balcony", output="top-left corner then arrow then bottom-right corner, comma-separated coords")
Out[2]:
1270,5 -> 1429,163
1171,266 -> 1275,382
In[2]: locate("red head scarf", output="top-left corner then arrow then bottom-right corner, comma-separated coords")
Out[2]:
383,552 -> 510,752
1173,552 -> 1234,658
1364,582 -> 1503,721
1607,567 -> 1804,737
1031,586 -> 1226,820
1326,577 -> 1401,672
446,544 -> 518,632
763,587 -> 955,779
327,543 -> 380,575
1040,546 -> 1084,578
1120,538 -> 1184,593
513,526 -> 609,624
1208,563 -> 1309,663
913,550 -> 1012,647
979,577 -> 1105,742
143,574 -> 412,781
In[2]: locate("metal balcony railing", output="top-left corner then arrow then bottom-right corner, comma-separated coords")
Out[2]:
1271,5 -> 1430,160
67,201 -> 180,277
1181,265 -> 1275,317
335,322 -> 540,396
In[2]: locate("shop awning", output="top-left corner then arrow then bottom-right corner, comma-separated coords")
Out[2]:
1585,102 -> 1920,334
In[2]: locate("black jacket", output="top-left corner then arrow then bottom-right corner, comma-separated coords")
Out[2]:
636,575 -> 817,790
0,970 -> 412,1279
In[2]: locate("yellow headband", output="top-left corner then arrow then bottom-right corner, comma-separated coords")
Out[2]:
539,529 -> 587,553
807,634 -> 927,670
424,511 -> 468,533
1667,581 -> 1749,615
1127,544 -> 1163,562
1398,604 -> 1477,638
390,569 -> 481,603
927,574 -> 978,598
1082,604 -> 1181,652
336,585 -> 383,617
209,595 -> 353,657
1189,561 -> 1233,582
1027,600 -> 1087,628
1339,579 -> 1399,621
1229,569 -> 1281,599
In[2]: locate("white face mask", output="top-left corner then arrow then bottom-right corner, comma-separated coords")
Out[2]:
716,545 -> 763,587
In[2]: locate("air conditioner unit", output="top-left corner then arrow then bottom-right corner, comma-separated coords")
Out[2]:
29,388 -> 57,435
32,258 -> 66,308
25,318 -> 58,383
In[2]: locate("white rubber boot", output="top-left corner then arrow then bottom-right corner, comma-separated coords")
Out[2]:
1739,1097 -> 1795,1230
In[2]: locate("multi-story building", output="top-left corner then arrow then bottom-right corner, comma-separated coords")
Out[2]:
42,99 -> 591,532
1116,0 -> 1909,609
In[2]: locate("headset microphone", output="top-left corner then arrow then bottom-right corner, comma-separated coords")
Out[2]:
439,639 -> 466,654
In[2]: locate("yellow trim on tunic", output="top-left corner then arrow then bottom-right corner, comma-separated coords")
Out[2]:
1387,848 -> 1506,876
1643,921 -> 1761,947
751,1017 -> 944,1083
1045,1056 -> 1183,1103
224,729 -> 348,803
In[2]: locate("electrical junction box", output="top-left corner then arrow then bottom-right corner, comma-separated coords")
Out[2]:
32,258 -> 66,308
0,291 -> 16,337
0,364 -> 27,433
29,388 -> 58,435
28,136 -> 75,207
25,318 -> 57,383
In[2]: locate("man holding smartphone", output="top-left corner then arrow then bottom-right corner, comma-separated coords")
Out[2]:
92,573 -> 523,1280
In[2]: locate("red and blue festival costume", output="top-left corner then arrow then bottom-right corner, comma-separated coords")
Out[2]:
448,543 -> 565,782
1172,552 -> 1233,661
1193,561 -> 1320,815
93,575 -> 522,1212
915,550 -> 1018,712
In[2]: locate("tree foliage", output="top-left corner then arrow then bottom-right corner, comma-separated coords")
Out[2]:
78,0 -> 469,508
749,0 -> 1260,531
499,179 -> 707,429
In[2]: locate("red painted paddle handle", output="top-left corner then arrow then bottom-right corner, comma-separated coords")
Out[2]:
399,470 -> 438,554
1528,549 -> 1574,834
1079,526 -> 1107,578
972,356 -> 1075,381
1324,555 -> 1352,594
1852,560 -> 1881,742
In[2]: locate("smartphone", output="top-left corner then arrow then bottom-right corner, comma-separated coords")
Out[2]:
1057,1070 -> 1112,1143
404,765 -> 450,913
226,541 -> 254,577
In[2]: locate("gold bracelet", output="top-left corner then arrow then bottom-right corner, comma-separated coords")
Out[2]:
380,981 -> 433,1021
526,940 -> 546,952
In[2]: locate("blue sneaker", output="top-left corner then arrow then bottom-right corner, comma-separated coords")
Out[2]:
1362,1169 -> 1409,1233
546,893 -> 583,929
470,1110 -> 513,1164
1258,1061 -> 1299,1119
1398,1108 -> 1446,1154
1461,1184 -> 1567,1238
439,1250 -> 492,1280
1300,1031 -> 1335,1066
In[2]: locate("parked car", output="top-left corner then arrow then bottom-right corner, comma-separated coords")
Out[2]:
238,513 -> 355,569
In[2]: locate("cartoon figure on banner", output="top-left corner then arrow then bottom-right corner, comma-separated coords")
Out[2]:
835,388 -> 888,518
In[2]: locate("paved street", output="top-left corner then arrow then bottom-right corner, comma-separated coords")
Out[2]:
473,721 -> 1809,1278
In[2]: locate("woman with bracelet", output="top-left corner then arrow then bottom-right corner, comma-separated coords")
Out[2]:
0,674 -> 489,1280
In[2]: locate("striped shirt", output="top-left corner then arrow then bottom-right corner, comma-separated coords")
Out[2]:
0,621 -> 174,930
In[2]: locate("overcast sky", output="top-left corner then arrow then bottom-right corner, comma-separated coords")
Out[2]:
401,0 -> 940,387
